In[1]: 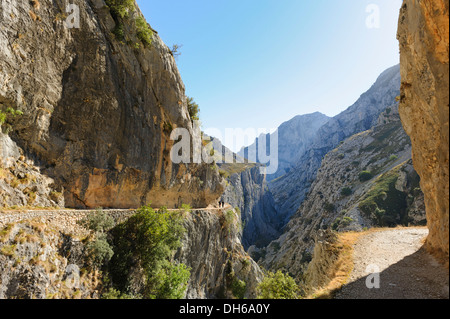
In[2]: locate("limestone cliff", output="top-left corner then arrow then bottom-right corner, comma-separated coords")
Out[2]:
397,0 -> 449,262
177,209 -> 263,299
0,0 -> 224,209
220,164 -> 281,249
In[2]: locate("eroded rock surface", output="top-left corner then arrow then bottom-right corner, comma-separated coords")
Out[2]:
397,0 -> 449,261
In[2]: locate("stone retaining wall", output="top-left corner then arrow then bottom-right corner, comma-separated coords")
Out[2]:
0,209 -> 138,237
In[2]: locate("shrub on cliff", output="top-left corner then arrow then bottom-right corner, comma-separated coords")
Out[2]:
341,187 -> 353,197
187,97 -> 200,122
135,16 -> 153,47
106,0 -> 135,19
109,205 -> 190,299
0,107 -> 23,134
257,271 -> 301,299
359,171 -> 374,182
78,209 -> 115,269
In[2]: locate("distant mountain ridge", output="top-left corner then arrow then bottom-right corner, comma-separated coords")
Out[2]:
238,112 -> 330,182
262,64 -> 401,224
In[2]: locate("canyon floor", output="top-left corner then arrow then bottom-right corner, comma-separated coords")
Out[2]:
336,228 -> 449,299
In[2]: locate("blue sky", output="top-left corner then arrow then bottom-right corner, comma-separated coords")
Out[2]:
137,0 -> 403,151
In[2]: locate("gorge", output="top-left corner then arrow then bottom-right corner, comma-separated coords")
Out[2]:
0,0 -> 448,300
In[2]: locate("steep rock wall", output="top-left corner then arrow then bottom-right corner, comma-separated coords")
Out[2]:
0,0 -> 224,209
397,0 -> 449,261
221,164 -> 281,249
177,209 -> 263,299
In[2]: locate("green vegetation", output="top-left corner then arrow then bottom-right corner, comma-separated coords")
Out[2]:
109,205 -> 190,299
0,107 -> 23,134
105,0 -> 153,48
79,208 -> 115,233
135,16 -> 153,47
389,154 -> 399,161
231,278 -> 247,299
332,217 -> 354,230
341,187 -> 353,197
0,244 -> 16,257
257,271 -> 301,299
187,97 -> 200,122
169,44 -> 183,59
106,0 -> 135,19
219,169 -> 230,179
323,202 -> 335,213
222,209 -> 237,232
359,171 -> 374,182
85,233 -> 114,270
358,169 -> 407,227
78,209 -> 115,269
224,260 -> 247,299
180,203 -> 192,213
112,23 -> 125,41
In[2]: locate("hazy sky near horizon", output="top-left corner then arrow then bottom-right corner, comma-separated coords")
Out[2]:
137,0 -> 403,151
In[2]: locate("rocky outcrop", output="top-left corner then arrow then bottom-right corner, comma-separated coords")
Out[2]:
0,0 -> 224,209
259,106 -> 425,277
0,220 -> 98,299
221,164 -> 280,249
1,133 -> 65,208
269,65 -> 402,224
397,0 -> 449,262
177,209 -> 263,299
0,208 -> 263,299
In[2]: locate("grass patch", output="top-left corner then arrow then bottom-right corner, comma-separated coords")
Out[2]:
306,231 -> 363,299
0,244 -> 16,257
358,167 -> 407,227
135,16 -> 153,47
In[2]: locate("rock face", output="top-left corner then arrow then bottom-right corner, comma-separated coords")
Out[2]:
269,65 -> 402,224
0,220 -> 98,299
1,133 -> 65,208
0,0 -> 224,209
260,106 -> 425,277
177,209 -> 263,299
221,164 -> 280,249
238,112 -> 330,182
397,0 -> 449,262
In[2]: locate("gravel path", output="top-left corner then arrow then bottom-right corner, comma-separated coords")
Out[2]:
336,228 -> 449,299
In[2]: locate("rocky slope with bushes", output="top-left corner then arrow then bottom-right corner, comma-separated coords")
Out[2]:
0,207 -> 263,299
259,105 -> 425,277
